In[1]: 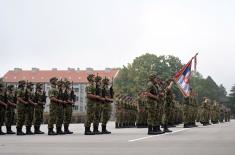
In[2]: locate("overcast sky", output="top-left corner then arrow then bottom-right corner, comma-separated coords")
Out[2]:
0,0 -> 235,93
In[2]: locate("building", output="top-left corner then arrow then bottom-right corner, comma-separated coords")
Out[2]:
2,67 -> 119,113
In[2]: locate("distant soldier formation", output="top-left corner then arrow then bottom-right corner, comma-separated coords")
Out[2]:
114,73 -> 232,135
0,73 -> 232,136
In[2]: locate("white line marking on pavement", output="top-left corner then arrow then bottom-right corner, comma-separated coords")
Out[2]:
128,128 -> 190,142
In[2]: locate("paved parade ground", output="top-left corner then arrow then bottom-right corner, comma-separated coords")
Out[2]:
0,120 -> 235,155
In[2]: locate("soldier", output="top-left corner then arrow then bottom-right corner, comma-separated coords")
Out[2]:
0,83 -> 7,135
190,89 -> 198,127
84,74 -> 101,135
48,77 -> 65,135
34,83 -> 46,134
219,103 -> 225,123
56,80 -> 66,135
93,75 -> 103,134
163,79 -> 174,132
63,79 -> 75,134
115,93 -> 122,128
211,100 -> 219,124
200,97 -> 211,126
136,91 -> 148,128
5,85 -> 16,134
100,77 -> 113,134
25,82 -> 36,135
16,80 -> 28,135
145,73 -> 164,135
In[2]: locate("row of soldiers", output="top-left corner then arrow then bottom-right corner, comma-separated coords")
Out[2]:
115,73 -> 231,135
0,81 -> 46,135
84,74 -> 114,135
115,92 -> 183,129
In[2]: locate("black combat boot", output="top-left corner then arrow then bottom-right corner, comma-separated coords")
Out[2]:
34,126 -> 44,134
147,125 -> 154,135
6,126 -> 15,134
163,124 -> 172,133
48,128 -> 57,135
84,126 -> 94,135
0,126 -> 6,135
153,126 -> 164,134
93,125 -> 102,135
102,125 -> 111,134
184,123 -> 190,128
26,126 -> 34,135
16,127 -> 26,136
64,125 -> 73,134
56,127 -> 65,135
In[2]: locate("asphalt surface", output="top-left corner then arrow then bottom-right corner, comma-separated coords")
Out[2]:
0,120 -> 235,155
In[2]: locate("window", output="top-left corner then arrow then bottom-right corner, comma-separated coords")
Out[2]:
74,88 -> 79,92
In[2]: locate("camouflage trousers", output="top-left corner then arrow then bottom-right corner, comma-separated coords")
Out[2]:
16,103 -> 25,128
5,106 -> 15,127
25,105 -> 34,127
34,105 -> 44,127
0,106 -> 6,126
84,101 -> 95,128
200,109 -> 210,123
115,110 -> 123,124
101,103 -> 112,126
56,104 -> 64,128
183,105 -> 191,124
164,105 -> 173,125
147,100 -> 163,126
63,104 -> 73,126
93,103 -> 102,127
48,103 -> 58,129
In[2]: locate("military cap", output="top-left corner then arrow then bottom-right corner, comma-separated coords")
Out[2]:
50,77 -> 58,84
87,74 -> 95,82
27,82 -> 34,88
95,75 -> 102,83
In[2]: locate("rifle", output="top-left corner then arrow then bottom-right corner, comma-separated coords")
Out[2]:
25,80 -> 29,105
110,77 -> 114,99
4,83 -> 8,109
70,81 -> 75,102
42,83 -> 47,104
14,86 -> 17,104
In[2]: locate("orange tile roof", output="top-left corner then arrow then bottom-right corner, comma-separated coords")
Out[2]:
3,69 -> 119,83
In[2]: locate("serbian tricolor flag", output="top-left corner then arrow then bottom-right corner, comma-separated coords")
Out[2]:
174,53 -> 198,97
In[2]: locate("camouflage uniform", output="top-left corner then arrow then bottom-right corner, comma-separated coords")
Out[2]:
56,80 -> 65,134
16,80 -> 27,135
0,84 -> 7,135
136,94 -> 147,128
164,85 -> 173,132
34,83 -> 46,134
5,85 -> 16,134
100,77 -> 112,134
211,101 -> 219,124
84,74 -> 96,135
93,75 -> 102,134
183,97 -> 191,128
63,80 -> 75,134
200,98 -> 211,125
146,74 -> 164,135
48,77 -> 59,135
25,83 -> 35,135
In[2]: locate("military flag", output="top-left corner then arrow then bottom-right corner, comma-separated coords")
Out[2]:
174,53 -> 198,97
